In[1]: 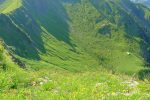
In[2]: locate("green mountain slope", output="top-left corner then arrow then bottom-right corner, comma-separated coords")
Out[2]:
0,0 -> 150,73
0,0 -> 21,14
0,0 -> 150,99
0,40 -> 149,99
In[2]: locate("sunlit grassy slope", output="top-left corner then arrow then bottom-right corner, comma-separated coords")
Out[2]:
0,0 -> 22,14
0,42 -> 149,99
1,0 -> 149,74
0,0 -> 150,99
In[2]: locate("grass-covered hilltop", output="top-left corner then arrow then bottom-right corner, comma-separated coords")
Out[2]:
0,0 -> 150,99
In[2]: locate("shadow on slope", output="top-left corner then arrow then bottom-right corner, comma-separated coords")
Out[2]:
23,0 -> 74,47
138,69 -> 150,80
0,13 -> 44,60
0,0 -> 74,60
0,0 -> 4,3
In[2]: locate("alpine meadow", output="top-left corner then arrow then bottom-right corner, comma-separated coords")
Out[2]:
0,0 -> 150,99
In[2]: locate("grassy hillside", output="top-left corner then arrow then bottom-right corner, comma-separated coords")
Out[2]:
0,0 -> 150,99
0,43 -> 149,99
0,0 -> 21,14
0,0 -> 149,73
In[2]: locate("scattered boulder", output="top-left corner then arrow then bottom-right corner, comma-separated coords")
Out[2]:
126,52 -> 131,55
122,80 -> 139,88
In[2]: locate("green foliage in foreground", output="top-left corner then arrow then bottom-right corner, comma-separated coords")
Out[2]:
0,68 -> 150,100
0,42 -> 30,91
